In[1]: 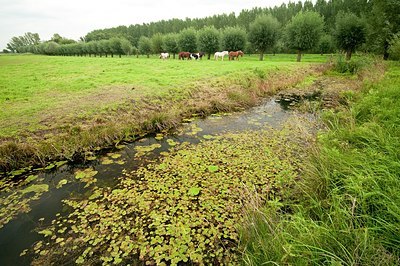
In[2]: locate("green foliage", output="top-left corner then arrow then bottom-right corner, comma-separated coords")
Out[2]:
197,26 -> 220,59
138,36 -> 152,57
42,41 -> 60,55
389,34 -> 400,60
109,38 -> 123,57
178,28 -> 197,52
317,34 -> 335,55
6,32 -> 40,53
333,55 -> 373,74
284,11 -> 324,61
241,63 -> 400,265
162,33 -> 179,57
33,124 -> 306,265
120,39 -> 133,56
335,12 -> 366,60
151,33 -> 164,54
222,27 -> 247,51
248,15 -> 281,60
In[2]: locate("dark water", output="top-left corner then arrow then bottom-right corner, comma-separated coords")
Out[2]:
0,99 -> 302,265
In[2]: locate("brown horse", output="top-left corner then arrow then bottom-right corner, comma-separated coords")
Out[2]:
228,50 -> 244,61
178,52 -> 191,60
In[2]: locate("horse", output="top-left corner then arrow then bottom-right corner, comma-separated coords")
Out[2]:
199,52 -> 206,59
178,52 -> 191,60
214,51 -> 229,61
159,52 -> 170,60
190,53 -> 200,60
228,50 -> 244,61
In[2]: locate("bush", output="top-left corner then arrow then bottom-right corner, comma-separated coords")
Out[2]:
388,34 -> 400,61
334,56 -> 373,74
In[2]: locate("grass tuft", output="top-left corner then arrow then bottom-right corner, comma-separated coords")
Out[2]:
240,61 -> 400,265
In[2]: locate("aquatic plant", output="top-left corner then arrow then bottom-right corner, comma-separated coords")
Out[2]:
31,121 -> 313,265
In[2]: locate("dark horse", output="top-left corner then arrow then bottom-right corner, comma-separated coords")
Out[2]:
199,52 -> 206,59
229,50 -> 244,61
178,52 -> 191,60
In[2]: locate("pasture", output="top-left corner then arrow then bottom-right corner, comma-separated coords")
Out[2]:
0,53 -> 327,171
0,54 -> 327,138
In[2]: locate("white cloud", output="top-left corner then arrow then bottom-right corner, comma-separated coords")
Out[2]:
0,0 -> 292,50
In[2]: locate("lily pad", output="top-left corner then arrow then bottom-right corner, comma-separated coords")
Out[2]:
101,158 -> 114,165
203,135 -> 214,140
75,168 -> 98,180
21,184 -> 49,195
208,165 -> 219,172
25,175 -> 39,183
56,179 -> 68,189
188,187 -> 201,196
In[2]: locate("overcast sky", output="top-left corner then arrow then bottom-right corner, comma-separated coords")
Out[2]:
0,0 -> 296,50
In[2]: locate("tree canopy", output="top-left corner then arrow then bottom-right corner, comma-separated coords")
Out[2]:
248,15 -> 281,61
284,11 -> 324,61
334,12 -> 366,60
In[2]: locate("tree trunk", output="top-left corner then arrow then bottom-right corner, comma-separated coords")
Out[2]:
383,39 -> 389,60
296,50 -> 302,62
147,54 -> 149,58
346,49 -> 352,61
119,54 -> 121,58
259,52 -> 264,61
173,53 -> 176,59
208,53 -> 211,60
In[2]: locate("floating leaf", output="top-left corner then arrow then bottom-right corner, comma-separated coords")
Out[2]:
155,133 -> 164,141
101,158 -> 114,165
108,153 -> 122,159
25,175 -> 38,183
203,135 -> 214,140
38,229 -> 53,237
75,256 -> 85,264
56,179 -> 68,189
188,187 -> 201,196
21,184 -> 49,195
10,169 -> 27,176
20,249 -> 28,257
55,160 -> 68,168
167,139 -> 177,147
115,144 -> 126,149
208,165 -> 219,172
44,164 -> 56,170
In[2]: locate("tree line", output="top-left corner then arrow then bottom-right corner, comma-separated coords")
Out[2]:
5,0 -> 400,60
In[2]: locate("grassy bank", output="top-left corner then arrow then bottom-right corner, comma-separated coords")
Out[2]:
0,54 -> 328,173
240,62 -> 400,265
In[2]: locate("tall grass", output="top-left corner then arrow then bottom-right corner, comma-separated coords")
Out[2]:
240,62 -> 400,265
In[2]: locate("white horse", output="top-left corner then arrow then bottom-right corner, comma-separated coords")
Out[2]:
159,52 -> 170,60
214,51 -> 229,61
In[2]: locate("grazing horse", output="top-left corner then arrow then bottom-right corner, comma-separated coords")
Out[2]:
159,52 -> 170,60
229,50 -> 244,61
178,52 -> 191,60
199,52 -> 206,59
214,51 -> 229,61
190,53 -> 200,60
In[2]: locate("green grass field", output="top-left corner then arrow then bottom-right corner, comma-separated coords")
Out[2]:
0,53 -> 328,171
0,54 -> 329,138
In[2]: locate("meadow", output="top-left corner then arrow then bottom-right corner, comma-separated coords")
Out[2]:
0,54 -> 328,171
1,53 -> 399,265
